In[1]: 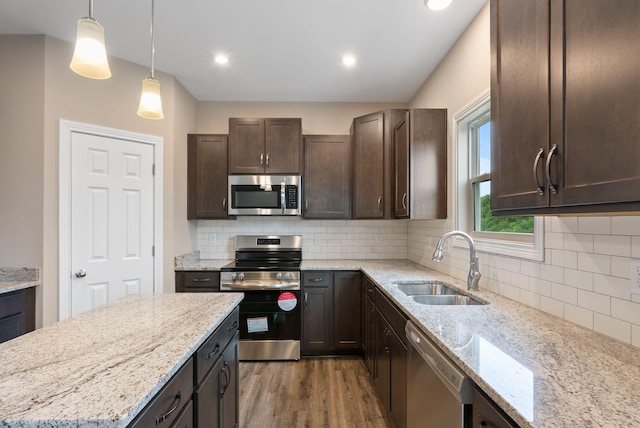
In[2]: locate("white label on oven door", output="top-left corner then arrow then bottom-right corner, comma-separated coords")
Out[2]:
278,291 -> 298,311
247,317 -> 269,333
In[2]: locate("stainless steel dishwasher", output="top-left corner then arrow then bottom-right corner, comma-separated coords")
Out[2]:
406,321 -> 473,428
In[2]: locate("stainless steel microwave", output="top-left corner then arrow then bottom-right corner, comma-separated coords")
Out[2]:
228,175 -> 301,216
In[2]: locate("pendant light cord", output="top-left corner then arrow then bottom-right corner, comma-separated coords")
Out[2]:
89,0 -> 93,18
150,0 -> 155,79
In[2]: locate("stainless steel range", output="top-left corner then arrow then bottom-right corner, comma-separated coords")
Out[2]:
220,235 -> 301,361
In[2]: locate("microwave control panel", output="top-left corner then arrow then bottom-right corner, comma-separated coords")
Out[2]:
285,185 -> 298,209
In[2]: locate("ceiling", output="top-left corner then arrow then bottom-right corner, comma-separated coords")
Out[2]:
0,0 -> 487,103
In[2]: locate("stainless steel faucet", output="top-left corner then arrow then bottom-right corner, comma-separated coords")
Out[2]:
432,231 -> 481,290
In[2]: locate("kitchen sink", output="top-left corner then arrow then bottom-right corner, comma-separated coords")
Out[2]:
393,280 -> 461,296
392,280 -> 487,305
412,294 -> 484,305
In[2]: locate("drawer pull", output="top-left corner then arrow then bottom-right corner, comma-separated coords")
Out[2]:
192,278 -> 211,283
228,320 -> 239,332
206,343 -> 220,360
310,278 -> 324,283
155,391 -> 182,425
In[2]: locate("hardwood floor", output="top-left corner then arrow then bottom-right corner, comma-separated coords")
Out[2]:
239,357 -> 391,428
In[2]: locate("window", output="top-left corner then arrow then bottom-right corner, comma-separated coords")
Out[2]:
455,90 -> 543,261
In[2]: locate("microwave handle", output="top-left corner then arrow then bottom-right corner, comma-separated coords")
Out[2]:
281,182 -> 286,214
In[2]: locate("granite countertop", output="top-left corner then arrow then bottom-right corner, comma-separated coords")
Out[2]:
176,257 -> 640,427
0,293 -> 243,427
0,267 -> 40,295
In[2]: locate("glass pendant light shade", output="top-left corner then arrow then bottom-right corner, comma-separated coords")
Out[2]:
137,77 -> 164,119
70,17 -> 111,79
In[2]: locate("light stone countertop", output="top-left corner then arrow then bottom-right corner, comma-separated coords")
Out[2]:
0,281 -> 39,295
0,292 -> 243,427
178,258 -> 640,427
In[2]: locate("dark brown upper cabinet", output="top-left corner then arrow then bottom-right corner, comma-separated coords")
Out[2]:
393,109 -> 447,220
352,110 -> 405,219
303,135 -> 352,219
491,0 -> 640,215
187,134 -> 231,219
228,118 -> 302,175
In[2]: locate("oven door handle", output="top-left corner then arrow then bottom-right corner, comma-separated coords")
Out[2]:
220,283 -> 301,291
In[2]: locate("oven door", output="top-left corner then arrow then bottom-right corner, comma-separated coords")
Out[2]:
237,290 -> 301,360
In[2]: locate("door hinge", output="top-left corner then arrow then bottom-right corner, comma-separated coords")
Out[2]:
152,245 -> 155,257
152,164 -> 156,176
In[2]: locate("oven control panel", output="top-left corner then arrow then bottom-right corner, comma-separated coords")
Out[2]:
220,271 -> 301,291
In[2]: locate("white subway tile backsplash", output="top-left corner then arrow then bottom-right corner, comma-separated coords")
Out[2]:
633,325 -> 640,348
540,264 -> 564,283
551,249 -> 578,269
564,234 -> 594,253
593,274 -> 631,300
530,278 -> 552,297
632,237 -> 640,258
577,253 -> 611,275
577,290 -> 611,315
549,217 -> 578,233
611,217 -> 640,236
593,235 -> 631,257
578,217 -> 611,235
540,296 -> 564,318
545,232 -> 565,249
564,304 -> 594,330
611,256 -> 631,279
564,268 -> 594,291
594,313 -> 631,344
519,290 -> 540,309
551,283 -> 578,305
611,298 -> 640,325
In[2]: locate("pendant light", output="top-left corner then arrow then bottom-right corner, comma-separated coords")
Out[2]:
137,0 -> 164,120
70,0 -> 111,79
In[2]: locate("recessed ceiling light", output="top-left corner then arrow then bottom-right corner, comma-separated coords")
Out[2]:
341,54 -> 357,67
425,0 -> 453,11
214,55 -> 229,65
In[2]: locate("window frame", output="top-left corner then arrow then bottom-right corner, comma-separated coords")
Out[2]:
454,89 -> 544,261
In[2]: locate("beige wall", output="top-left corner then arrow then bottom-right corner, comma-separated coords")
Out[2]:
197,101 -> 406,135
0,36 -> 46,325
407,3 -> 640,349
0,35 -> 198,327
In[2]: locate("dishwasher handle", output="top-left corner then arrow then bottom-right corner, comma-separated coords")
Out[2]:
405,321 -> 472,404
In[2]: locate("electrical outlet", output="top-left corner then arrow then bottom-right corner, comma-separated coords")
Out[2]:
208,233 -> 217,244
630,259 -> 640,294
314,234 -> 321,244
374,233 -> 383,244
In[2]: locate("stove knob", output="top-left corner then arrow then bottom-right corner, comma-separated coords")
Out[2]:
276,272 -> 283,280
238,273 -> 245,281
231,273 -> 237,281
284,273 -> 291,280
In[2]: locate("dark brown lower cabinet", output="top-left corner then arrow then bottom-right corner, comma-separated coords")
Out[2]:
373,287 -> 408,428
301,271 -> 362,355
129,308 -> 239,428
195,332 -> 239,428
0,287 -> 35,344
175,271 -> 220,293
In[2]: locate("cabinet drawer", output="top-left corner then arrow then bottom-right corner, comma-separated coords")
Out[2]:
176,271 -> 220,293
170,399 -> 193,428
0,290 -> 26,319
375,288 -> 408,346
302,272 -> 333,287
195,307 -> 240,384
0,312 -> 27,344
130,358 -> 194,428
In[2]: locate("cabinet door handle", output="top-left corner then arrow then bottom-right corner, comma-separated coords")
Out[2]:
222,197 -> 227,211
154,391 -> 182,424
260,153 -> 264,167
220,362 -> 231,397
266,153 -> 270,168
533,147 -> 545,196
377,196 -> 382,212
192,278 -> 211,283
305,199 -> 309,210
304,292 -> 308,306
401,192 -> 407,209
206,343 -> 220,360
545,144 -> 558,195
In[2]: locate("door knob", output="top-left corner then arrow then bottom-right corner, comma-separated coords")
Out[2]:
75,269 -> 87,278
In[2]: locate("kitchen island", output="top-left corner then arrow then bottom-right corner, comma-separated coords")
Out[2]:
178,257 -> 640,427
0,292 -> 242,427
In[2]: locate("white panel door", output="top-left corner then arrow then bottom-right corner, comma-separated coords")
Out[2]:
70,132 -> 155,316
